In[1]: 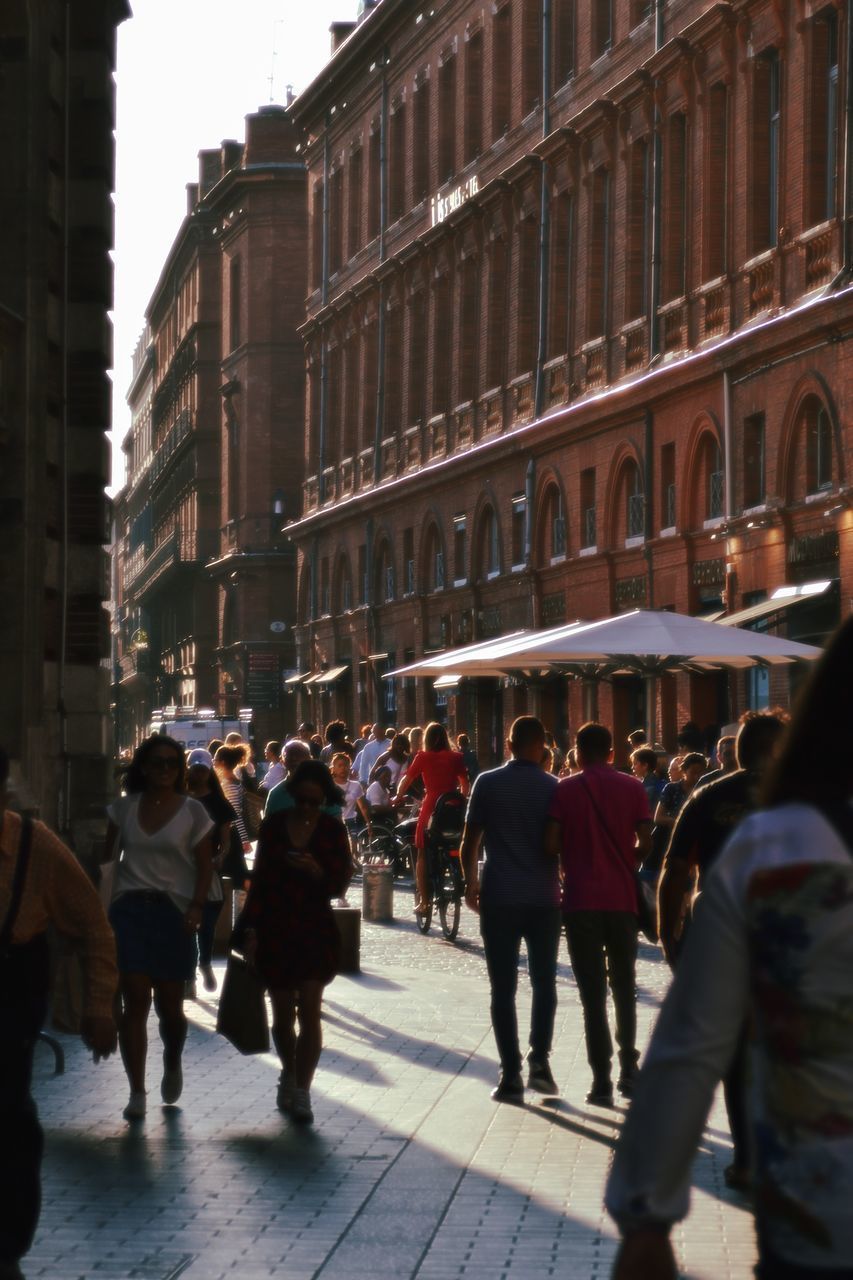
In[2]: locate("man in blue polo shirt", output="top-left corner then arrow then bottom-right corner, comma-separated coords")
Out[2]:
460,716 -> 561,1103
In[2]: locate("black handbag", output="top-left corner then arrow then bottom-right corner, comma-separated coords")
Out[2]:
222,825 -> 250,886
216,952 -> 270,1054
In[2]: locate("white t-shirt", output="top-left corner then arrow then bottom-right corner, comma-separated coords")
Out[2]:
106,794 -> 214,912
366,781 -> 392,809
339,779 -> 365,821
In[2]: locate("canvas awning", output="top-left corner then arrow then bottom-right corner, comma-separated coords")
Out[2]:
308,664 -> 350,685
283,671 -> 311,685
719,580 -> 834,629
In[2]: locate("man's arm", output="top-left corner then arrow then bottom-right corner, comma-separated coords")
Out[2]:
635,819 -> 652,863
40,824 -> 118,1056
459,820 -> 484,913
368,749 -> 391,784
543,817 -> 563,863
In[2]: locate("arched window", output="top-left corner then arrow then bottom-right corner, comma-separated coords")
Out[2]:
625,463 -> 644,539
422,524 -> 446,594
706,439 -> 724,519
805,399 -> 833,493
334,554 -> 353,614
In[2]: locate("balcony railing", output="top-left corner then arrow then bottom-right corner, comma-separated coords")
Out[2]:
454,404 -> 474,450
380,435 -> 397,479
403,425 -> 421,470
303,474 -> 319,512
510,373 -> 534,426
123,528 -> 212,600
803,224 -> 835,288
339,456 -> 355,496
428,413 -> 447,459
702,281 -> 728,338
622,319 -> 647,371
358,446 -> 374,489
479,389 -> 503,437
150,409 -> 191,483
582,338 -> 607,389
659,298 -> 687,354
321,466 -> 337,504
544,356 -> 568,407
747,253 -> 775,315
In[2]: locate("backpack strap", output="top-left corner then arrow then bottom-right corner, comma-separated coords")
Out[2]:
0,815 -> 34,951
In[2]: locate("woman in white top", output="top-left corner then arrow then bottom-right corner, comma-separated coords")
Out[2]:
105,736 -> 213,1122
607,617 -> 853,1279
330,752 -> 371,847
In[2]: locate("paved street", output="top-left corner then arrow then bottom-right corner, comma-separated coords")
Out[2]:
29,884 -> 757,1280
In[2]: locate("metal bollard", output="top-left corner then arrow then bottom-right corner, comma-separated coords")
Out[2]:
362,865 -> 394,922
333,905 -> 361,973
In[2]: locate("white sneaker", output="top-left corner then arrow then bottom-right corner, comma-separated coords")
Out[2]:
276,1072 -> 295,1113
290,1087 -> 313,1125
123,1090 -> 147,1121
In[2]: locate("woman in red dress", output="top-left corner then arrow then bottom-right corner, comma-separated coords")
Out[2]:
395,721 -> 468,914
242,761 -> 352,1126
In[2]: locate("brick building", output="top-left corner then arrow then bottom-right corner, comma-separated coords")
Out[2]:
0,0 -> 129,842
112,107 -> 307,749
289,0 -> 853,760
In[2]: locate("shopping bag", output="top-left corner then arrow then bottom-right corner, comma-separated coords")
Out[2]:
216,952 -> 270,1054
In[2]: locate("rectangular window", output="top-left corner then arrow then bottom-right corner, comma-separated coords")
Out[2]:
329,167 -> 344,274
389,102 -> 406,224
358,544 -> 367,604
413,78 -> 431,202
343,336 -> 359,458
662,114 -> 687,303
660,442 -> 676,529
587,168 -> 610,339
408,291 -> 427,424
464,31 -> 484,164
311,185 -> 324,289
348,147 -> 363,258
453,515 -> 467,583
403,527 -> 415,595
511,494 -> 526,567
438,54 -> 456,183
626,139 -> 649,320
806,406 -> 833,492
229,257 -> 241,350
808,11 -> 839,226
367,128 -> 381,241
320,557 -> 330,616
521,0 -> 542,117
492,6 -> 511,140
592,0 -> 612,59
752,50 -> 781,254
743,413 -> 765,508
548,190 -> 573,359
553,0 -> 574,85
486,241 -> 508,388
516,217 -> 539,375
704,83 -> 728,280
458,258 -> 479,404
384,305 -> 403,433
432,273 -> 452,413
361,321 -> 379,447
434,549 -> 445,590
580,467 -> 596,547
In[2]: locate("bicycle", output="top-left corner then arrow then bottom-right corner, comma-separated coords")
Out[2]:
355,820 -> 416,878
414,791 -> 467,941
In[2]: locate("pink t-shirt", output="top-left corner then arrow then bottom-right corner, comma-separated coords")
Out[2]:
548,765 -> 651,913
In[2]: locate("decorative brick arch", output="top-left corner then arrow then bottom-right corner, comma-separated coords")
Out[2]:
680,412 -> 724,531
533,468 -> 569,566
604,443 -> 644,549
777,373 -> 843,504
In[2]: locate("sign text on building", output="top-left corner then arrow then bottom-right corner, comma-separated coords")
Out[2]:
430,174 -> 479,227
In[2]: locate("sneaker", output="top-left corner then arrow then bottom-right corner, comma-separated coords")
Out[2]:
123,1090 -> 147,1121
585,1080 -> 614,1106
276,1072 -> 295,1114
200,964 -> 217,992
526,1056 -> 559,1096
161,1060 -> 183,1105
290,1087 -> 314,1125
490,1072 -> 524,1104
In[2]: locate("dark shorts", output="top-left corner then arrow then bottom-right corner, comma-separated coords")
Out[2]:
109,891 -> 196,983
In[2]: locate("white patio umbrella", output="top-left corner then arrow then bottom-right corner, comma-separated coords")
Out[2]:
390,610 -> 822,741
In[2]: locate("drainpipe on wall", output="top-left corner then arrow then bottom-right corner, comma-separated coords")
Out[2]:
534,0 -> 552,419
648,0 -> 664,361
843,0 -> 853,275
643,407 -> 657,743
318,124 -> 331,504
373,51 -> 390,482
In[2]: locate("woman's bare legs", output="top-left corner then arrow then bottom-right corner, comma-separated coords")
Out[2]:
269,983 -> 324,1088
153,979 -> 187,1071
415,847 -> 430,912
117,973 -> 152,1092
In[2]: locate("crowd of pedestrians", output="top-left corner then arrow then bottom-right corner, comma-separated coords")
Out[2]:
4,617 -> 853,1277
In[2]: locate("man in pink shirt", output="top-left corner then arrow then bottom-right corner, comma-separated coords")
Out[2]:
545,722 -> 652,1105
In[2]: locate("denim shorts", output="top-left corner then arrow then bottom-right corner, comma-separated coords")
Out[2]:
109,891 -> 196,982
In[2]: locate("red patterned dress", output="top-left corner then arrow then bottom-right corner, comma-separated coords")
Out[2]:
241,811 -> 352,988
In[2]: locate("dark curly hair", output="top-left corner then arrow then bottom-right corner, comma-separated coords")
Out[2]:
285,759 -> 344,808
124,735 -> 187,794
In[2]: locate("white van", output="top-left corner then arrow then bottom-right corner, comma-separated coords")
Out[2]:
148,708 -> 252,751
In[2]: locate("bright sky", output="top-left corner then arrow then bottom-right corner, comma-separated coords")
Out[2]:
111,0 -> 358,490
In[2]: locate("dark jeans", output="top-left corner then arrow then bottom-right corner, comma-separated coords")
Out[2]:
0,1034 -> 43,1263
564,910 -> 638,1084
724,1027 -> 751,1171
480,903 -> 561,1076
197,900 -> 224,969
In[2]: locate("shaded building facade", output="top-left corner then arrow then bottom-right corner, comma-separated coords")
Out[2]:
0,0 -> 129,841
112,107 -> 307,748
289,0 -> 853,758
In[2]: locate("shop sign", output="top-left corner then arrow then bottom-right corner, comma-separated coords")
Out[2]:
788,530 -> 839,566
246,649 -> 280,711
430,173 -> 480,227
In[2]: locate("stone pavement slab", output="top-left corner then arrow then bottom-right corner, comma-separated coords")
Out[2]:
28,885 -> 757,1279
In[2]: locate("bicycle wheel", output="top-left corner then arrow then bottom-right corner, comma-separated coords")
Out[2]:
415,887 -> 433,933
438,889 -> 460,941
